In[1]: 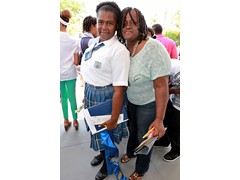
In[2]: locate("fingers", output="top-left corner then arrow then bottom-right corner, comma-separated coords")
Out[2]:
99,121 -> 117,130
99,123 -> 104,127
154,128 -> 165,139
99,123 -> 107,129
157,131 -> 165,140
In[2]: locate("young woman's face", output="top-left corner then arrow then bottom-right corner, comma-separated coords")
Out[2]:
97,10 -> 117,42
121,10 -> 139,42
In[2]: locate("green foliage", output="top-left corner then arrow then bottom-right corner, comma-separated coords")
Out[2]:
171,10 -> 180,30
164,30 -> 180,46
60,0 -> 86,37
163,10 -> 180,46
149,14 -> 161,26
149,9 -> 180,46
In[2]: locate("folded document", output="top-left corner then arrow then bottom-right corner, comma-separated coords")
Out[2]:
134,136 -> 158,155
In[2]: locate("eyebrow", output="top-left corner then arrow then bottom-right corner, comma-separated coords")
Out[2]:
98,19 -> 114,22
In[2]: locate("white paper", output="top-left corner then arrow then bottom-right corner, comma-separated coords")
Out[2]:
83,108 -> 125,134
134,136 -> 158,155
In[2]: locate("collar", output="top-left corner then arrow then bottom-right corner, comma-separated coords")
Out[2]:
83,32 -> 94,38
88,36 -> 117,50
97,36 -> 116,47
156,34 -> 164,38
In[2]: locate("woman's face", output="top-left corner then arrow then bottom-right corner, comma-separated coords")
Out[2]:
97,10 -> 117,42
121,10 -> 139,42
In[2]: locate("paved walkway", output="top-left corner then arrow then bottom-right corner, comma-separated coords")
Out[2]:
60,77 -> 180,180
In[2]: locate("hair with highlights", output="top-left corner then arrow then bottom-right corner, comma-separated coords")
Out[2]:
119,7 -> 148,44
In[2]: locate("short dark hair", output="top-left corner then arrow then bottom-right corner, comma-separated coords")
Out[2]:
147,27 -> 154,36
82,15 -> 96,33
96,1 -> 121,37
152,24 -> 163,34
120,7 -> 148,44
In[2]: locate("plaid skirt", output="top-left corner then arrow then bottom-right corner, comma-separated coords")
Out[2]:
84,83 -> 129,151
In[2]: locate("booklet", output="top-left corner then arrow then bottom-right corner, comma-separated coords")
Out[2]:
83,99 -> 128,135
134,135 -> 158,155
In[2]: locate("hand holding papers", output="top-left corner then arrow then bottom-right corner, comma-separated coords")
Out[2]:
142,127 -> 155,138
134,128 -> 158,155
83,99 -> 128,135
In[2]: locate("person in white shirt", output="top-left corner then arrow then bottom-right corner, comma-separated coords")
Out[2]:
77,15 -> 98,87
162,59 -> 180,161
78,15 -> 98,65
153,58 -> 180,161
80,2 -> 130,180
60,9 -> 80,131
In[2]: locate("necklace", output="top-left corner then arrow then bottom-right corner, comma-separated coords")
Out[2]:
130,41 -> 139,58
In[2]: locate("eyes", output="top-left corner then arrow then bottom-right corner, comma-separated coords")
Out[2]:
98,20 -> 114,26
123,20 -> 138,28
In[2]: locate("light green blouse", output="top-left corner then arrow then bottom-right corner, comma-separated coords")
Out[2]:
127,38 -> 171,105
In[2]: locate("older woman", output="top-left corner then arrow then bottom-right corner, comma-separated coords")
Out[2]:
119,7 -> 171,180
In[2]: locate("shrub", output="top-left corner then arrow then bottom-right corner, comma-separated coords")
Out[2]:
164,30 -> 180,46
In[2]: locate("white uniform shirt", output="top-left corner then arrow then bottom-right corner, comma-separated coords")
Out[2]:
60,32 -> 80,81
81,36 -> 130,86
169,59 -> 180,111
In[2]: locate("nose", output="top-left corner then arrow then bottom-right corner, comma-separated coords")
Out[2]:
102,22 -> 108,30
125,22 -> 131,28
124,21 -> 135,29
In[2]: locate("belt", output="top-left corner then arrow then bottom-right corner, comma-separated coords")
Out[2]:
86,83 -> 113,90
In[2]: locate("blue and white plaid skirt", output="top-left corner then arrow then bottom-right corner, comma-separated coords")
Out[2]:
84,83 -> 129,151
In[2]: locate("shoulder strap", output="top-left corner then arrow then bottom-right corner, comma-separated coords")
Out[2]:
79,37 -> 91,65
80,37 -> 91,54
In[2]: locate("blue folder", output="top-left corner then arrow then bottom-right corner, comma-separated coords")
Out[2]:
84,99 -> 128,134
87,99 -> 128,118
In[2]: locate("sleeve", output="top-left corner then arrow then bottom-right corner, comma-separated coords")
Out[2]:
73,38 -> 80,53
170,59 -> 180,87
111,45 -> 130,86
150,41 -> 171,80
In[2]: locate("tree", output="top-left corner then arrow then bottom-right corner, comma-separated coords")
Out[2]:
149,9 -> 180,46
165,10 -> 180,46
60,0 -> 86,37
171,10 -> 180,30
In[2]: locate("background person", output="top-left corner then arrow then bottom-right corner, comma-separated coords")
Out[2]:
76,15 -> 98,87
60,9 -> 80,131
78,15 -> 98,65
152,23 -> 178,59
147,26 -> 156,39
156,58 -> 180,162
